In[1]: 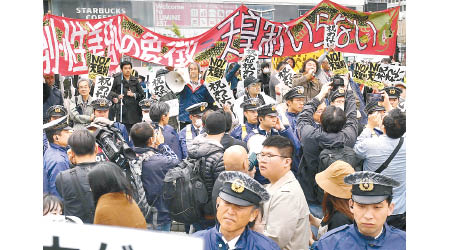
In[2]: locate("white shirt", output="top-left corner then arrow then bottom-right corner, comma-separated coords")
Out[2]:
220,234 -> 240,250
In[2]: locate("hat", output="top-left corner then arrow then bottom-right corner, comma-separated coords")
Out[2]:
394,82 -> 406,89
46,105 -> 67,118
218,171 -> 270,207
283,86 -> 305,101
383,86 -> 402,99
364,100 -> 386,114
43,115 -> 73,132
244,76 -> 261,88
186,102 -> 208,115
240,98 -> 262,111
205,111 -> 226,135
315,160 -> 355,199
329,88 -> 346,102
344,171 -> 400,205
257,103 -> 278,117
139,98 -> 155,111
92,98 -> 112,110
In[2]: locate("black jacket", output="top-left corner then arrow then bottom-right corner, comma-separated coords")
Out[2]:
297,89 -> 358,204
221,133 -> 248,152
55,162 -> 98,224
108,74 -> 145,124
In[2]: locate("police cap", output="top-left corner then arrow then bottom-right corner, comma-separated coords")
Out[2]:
218,171 -> 270,207
257,103 -> 278,117
344,171 -> 400,205
91,98 -> 112,111
283,86 -> 305,101
364,100 -> 386,114
240,98 -> 262,111
329,88 -> 346,103
244,76 -> 262,88
383,86 -> 402,99
46,105 -> 67,118
139,98 -> 155,111
43,115 -> 73,132
185,102 -> 208,116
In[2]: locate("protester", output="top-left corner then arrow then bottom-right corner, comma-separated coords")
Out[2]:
43,74 -> 63,121
69,78 -> 94,129
313,161 -> 355,239
312,172 -> 406,249
297,82 -> 358,219
109,61 -> 146,133
233,76 -> 275,125
131,122 -> 180,231
43,193 -> 83,224
292,58 -> 328,102
178,62 -> 215,130
254,136 -> 310,250
194,171 -> 280,250
43,116 -> 73,199
179,102 -> 208,159
155,67 -> 180,130
149,101 -> 183,159
269,61 -> 286,99
187,110 -> 226,231
230,98 -> 261,141
225,62 -> 242,98
283,57 -> 296,70
55,129 -> 98,223
354,109 -> 406,230
88,161 -> 147,229
259,61 -> 271,96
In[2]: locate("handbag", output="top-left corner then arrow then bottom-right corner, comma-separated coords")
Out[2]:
374,137 -> 404,173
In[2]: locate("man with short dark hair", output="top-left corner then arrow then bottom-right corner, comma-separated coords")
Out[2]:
109,61 -> 145,132
254,135 -> 310,249
312,172 -> 406,249
55,129 -> 98,223
131,122 -> 180,231
43,116 -> 73,199
297,81 -> 358,218
354,109 -> 406,230
149,101 -> 183,159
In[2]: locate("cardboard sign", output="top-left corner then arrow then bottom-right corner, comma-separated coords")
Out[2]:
374,63 -> 406,85
205,78 -> 235,107
323,24 -> 337,48
163,98 -> 179,117
276,64 -> 296,88
241,49 -> 258,80
149,75 -> 171,100
326,52 -> 348,75
206,57 -> 228,83
352,62 -> 369,85
43,221 -> 203,250
93,76 -> 113,99
88,54 -> 111,80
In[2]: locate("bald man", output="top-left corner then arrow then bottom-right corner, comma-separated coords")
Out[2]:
211,145 -> 255,216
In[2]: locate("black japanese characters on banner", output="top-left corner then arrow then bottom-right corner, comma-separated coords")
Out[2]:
93,76 -> 113,99
240,49 -> 258,80
276,64 -> 296,88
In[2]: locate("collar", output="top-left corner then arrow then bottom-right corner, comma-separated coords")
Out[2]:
266,171 -> 296,191
286,111 -> 299,117
50,143 -> 69,152
352,222 -> 387,246
187,80 -> 203,93
213,224 -> 249,249
245,122 -> 257,129
76,95 -> 92,105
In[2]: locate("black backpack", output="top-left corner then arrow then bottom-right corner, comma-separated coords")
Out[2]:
162,152 -> 219,224
314,146 -> 363,202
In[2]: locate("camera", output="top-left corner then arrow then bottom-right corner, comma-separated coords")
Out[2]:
330,75 -> 345,91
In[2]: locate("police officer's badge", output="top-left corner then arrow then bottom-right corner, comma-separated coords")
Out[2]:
338,88 -> 345,94
99,100 -> 107,107
251,99 -> 258,106
297,88 -> 304,94
145,101 -> 151,107
390,89 -> 396,95
271,105 -> 276,111
231,179 -> 245,193
359,178 -> 374,192
200,105 -> 206,112
55,108 -> 61,113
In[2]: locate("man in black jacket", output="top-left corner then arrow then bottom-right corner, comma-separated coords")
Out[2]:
297,81 -> 358,219
109,61 -> 145,133
55,129 -> 98,224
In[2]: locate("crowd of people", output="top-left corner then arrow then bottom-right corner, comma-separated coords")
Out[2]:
43,47 -> 406,249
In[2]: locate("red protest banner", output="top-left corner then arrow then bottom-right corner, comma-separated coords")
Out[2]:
43,14 -> 122,76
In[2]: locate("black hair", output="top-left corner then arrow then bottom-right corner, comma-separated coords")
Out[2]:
386,195 -> 393,205
262,135 -> 293,159
224,110 -> 233,132
130,122 -> 154,148
149,101 -> 170,123
276,61 -> 287,71
282,57 -> 296,69
87,161 -> 133,206
226,62 -> 238,75
201,109 -> 213,127
68,129 -> 96,156
120,61 -> 132,70
138,75 -> 145,81
383,109 -> 406,139
260,61 -> 270,69
43,193 -> 63,215
321,106 -> 347,133
300,58 -> 320,73
46,129 -> 62,144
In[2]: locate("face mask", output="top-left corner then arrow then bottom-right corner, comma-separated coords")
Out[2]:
194,118 -> 203,128
263,68 -> 270,74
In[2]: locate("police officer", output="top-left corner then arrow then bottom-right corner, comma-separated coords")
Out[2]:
329,88 -> 346,111
230,98 -> 261,141
383,86 -> 402,109
194,171 -> 280,250
44,105 -> 68,155
363,100 -> 386,137
139,98 -> 155,123
179,102 -> 208,159
283,86 -> 306,130
244,103 -> 301,184
312,171 -> 406,250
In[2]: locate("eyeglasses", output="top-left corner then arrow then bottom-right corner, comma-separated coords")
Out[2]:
256,153 -> 290,162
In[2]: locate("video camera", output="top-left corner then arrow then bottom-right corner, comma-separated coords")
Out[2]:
93,125 -> 136,170
330,75 -> 345,92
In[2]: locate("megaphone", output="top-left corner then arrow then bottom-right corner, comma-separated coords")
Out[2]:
165,68 -> 190,93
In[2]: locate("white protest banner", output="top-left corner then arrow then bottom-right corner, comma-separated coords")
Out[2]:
205,79 -> 235,107
149,75 -> 171,100
93,76 -> 114,99
43,221 -> 203,250
165,98 -> 180,117
326,52 -> 348,75
323,24 -> 337,48
276,64 -> 296,88
374,64 -> 406,85
241,49 -> 258,80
